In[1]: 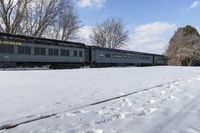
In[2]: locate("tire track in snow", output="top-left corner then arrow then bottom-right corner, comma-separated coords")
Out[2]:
0,79 -> 189,130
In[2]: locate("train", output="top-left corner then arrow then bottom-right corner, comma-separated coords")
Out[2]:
0,32 -> 167,68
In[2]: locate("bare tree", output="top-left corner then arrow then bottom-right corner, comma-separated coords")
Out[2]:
49,0 -> 82,41
175,45 -> 200,66
0,0 -> 31,34
90,18 -> 129,49
0,0 -> 81,41
23,0 -> 64,37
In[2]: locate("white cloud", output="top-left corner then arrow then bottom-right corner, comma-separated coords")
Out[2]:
78,26 -> 93,44
77,0 -> 106,8
187,1 -> 200,11
126,22 -> 176,54
190,1 -> 200,9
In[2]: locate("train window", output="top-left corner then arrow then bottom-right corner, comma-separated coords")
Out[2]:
98,53 -> 104,57
34,47 -> 40,55
128,54 -> 134,59
54,49 -> 58,56
112,54 -> 118,58
25,47 -> 31,55
35,47 -> 46,56
48,49 -> 54,56
118,55 -> 122,58
0,45 -> 6,53
0,45 -> 14,54
105,53 -> 111,58
123,55 -> 128,59
66,50 -> 70,56
48,48 -> 58,56
79,51 -> 83,57
18,46 -> 24,54
6,45 -> 14,54
40,48 -> 46,55
18,46 -> 31,55
61,49 -> 70,56
61,50 -> 64,56
74,50 -> 77,57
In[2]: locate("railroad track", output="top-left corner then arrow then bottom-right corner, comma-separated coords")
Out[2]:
0,78 -> 187,131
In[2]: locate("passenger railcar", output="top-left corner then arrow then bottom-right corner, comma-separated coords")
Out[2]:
89,46 -> 166,67
0,33 -> 88,68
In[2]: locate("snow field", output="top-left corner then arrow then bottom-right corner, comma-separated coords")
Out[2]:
1,66 -> 200,133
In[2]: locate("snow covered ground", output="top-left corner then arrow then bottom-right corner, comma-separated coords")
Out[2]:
0,66 -> 200,133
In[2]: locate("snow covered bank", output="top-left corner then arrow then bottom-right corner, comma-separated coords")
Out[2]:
0,66 -> 200,132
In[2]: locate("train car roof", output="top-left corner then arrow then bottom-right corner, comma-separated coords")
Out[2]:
90,46 -> 165,57
0,32 -> 86,48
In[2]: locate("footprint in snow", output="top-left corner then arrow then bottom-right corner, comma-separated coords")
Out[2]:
135,107 -> 157,116
95,112 -> 126,125
147,99 -> 156,104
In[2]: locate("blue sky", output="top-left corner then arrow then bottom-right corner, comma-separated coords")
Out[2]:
75,0 -> 200,54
